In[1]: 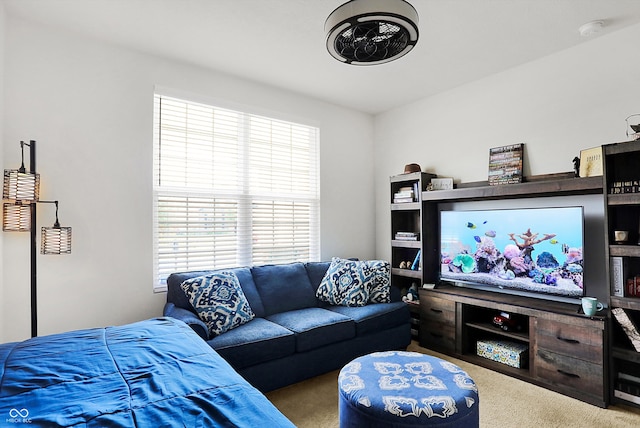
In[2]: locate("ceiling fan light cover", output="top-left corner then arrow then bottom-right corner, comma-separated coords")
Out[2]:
325,0 -> 419,65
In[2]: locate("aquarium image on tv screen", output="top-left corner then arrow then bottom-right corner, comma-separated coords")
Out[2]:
440,206 -> 584,299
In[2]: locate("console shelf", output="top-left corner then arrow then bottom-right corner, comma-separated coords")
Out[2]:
421,175 -> 603,202
420,286 -> 608,408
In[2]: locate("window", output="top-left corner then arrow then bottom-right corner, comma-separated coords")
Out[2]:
153,94 -> 320,290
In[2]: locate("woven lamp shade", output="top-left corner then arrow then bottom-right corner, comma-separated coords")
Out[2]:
3,203 -> 31,232
3,169 -> 40,202
41,226 -> 72,254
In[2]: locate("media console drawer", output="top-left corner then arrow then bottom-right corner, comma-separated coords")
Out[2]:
420,322 -> 456,352
419,294 -> 456,352
535,318 -> 604,364
535,349 -> 604,398
420,295 -> 455,323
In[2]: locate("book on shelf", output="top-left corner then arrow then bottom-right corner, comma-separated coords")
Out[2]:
612,307 -> 640,352
395,231 -> 419,241
610,256 -> 627,297
393,186 -> 416,203
619,371 -> 640,385
618,373 -> 640,403
411,250 -> 421,271
614,389 -> 640,405
393,196 -> 415,203
616,379 -> 640,395
625,275 -> 640,297
609,180 -> 640,194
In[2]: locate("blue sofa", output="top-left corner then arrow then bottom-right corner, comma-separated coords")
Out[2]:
164,261 -> 411,392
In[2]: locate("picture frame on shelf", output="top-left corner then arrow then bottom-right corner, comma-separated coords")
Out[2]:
579,146 -> 603,177
488,143 -> 524,185
429,178 -> 453,191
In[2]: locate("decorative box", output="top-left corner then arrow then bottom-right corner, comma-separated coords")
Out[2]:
476,339 -> 529,368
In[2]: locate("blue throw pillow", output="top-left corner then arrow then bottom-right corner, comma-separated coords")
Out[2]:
316,257 -> 373,307
180,271 -> 255,338
366,260 -> 391,303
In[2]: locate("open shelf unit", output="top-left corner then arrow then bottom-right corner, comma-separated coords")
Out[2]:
390,172 -> 436,340
603,139 -> 640,408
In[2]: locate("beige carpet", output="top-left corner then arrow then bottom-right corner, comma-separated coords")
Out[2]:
266,342 -> 640,428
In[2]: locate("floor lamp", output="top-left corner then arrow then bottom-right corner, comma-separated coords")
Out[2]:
3,140 -> 72,338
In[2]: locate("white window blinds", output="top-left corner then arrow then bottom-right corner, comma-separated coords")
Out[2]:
153,94 -> 320,290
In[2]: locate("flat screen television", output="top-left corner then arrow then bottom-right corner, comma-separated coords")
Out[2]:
439,206 -> 585,301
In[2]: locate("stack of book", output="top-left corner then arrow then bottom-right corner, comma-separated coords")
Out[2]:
610,180 -> 640,194
615,372 -> 640,405
393,185 -> 418,203
626,276 -> 640,297
395,231 -> 419,241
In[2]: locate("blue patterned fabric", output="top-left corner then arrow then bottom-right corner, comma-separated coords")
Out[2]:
367,260 -> 391,303
181,271 -> 255,337
316,258 -> 391,306
338,351 -> 479,427
316,258 -> 372,306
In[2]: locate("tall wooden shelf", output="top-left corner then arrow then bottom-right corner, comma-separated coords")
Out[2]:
603,139 -> 640,408
390,172 -> 436,340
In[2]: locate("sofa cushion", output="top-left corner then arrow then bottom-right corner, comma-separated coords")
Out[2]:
209,318 -> 296,370
326,302 -> 409,336
366,260 -> 391,303
266,308 -> 355,352
180,271 -> 255,337
304,261 -> 331,291
316,258 -> 374,307
251,263 -> 318,316
168,267 -> 266,318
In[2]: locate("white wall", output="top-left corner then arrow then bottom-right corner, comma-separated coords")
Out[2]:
0,3 -> 5,341
1,16 -> 375,342
374,23 -> 640,300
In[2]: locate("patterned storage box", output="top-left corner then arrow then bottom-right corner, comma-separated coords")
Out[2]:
476,339 -> 529,368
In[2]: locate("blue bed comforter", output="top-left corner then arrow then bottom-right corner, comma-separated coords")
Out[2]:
0,317 -> 294,427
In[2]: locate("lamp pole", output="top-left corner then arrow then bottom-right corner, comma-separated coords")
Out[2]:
29,140 -> 37,338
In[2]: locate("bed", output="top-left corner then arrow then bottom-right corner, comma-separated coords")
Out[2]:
0,317 -> 294,427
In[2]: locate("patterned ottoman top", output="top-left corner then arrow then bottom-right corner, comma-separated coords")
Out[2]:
338,351 -> 478,424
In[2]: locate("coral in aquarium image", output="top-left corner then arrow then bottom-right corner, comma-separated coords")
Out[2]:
440,207 -> 584,298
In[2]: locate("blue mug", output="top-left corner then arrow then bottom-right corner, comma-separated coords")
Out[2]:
582,297 -> 603,316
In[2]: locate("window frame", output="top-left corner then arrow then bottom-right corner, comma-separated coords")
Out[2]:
152,90 -> 321,292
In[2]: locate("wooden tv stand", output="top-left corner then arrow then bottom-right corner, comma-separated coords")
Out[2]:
419,286 -> 608,407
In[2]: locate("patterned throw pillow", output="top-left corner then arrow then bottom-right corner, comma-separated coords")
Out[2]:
180,271 -> 255,338
316,257 -> 375,307
366,260 -> 391,303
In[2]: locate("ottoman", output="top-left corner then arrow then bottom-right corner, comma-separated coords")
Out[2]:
338,351 -> 479,427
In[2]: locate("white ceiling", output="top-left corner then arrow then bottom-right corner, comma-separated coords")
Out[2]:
4,0 -> 640,115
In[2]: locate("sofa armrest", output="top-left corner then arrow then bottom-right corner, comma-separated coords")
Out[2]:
163,303 -> 209,340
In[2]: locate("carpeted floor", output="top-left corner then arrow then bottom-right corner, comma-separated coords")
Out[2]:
266,342 -> 640,427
